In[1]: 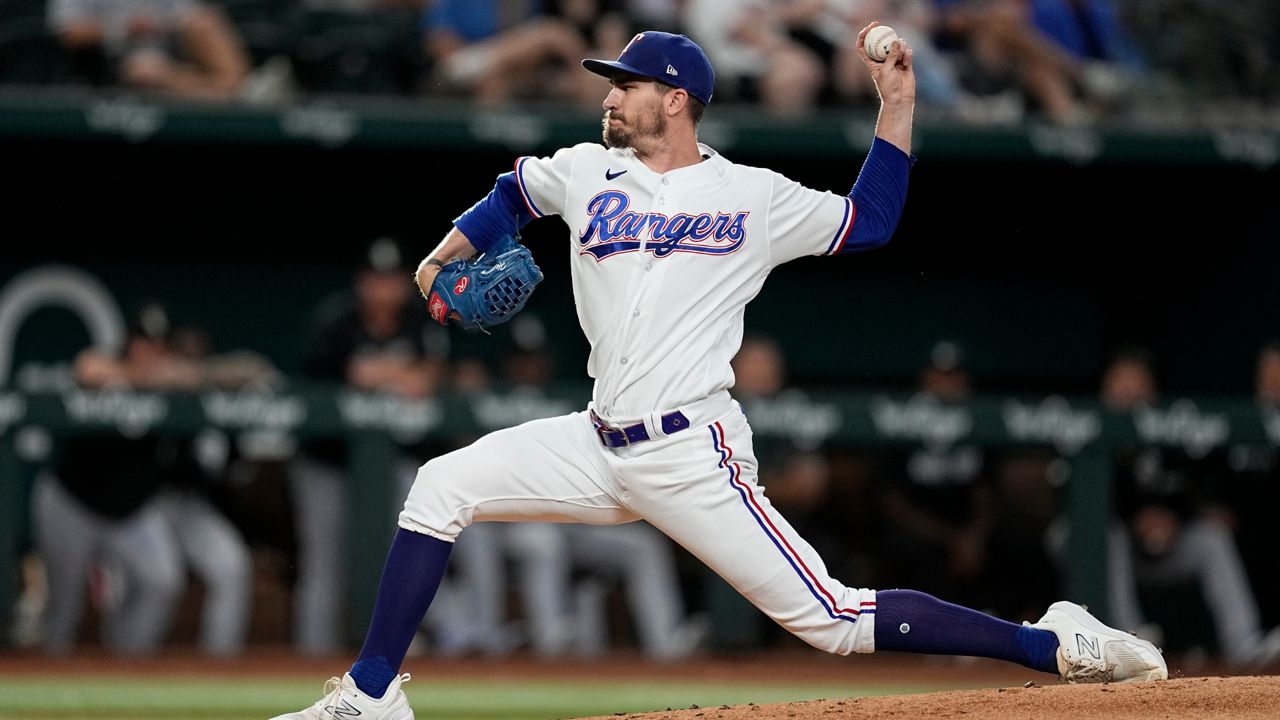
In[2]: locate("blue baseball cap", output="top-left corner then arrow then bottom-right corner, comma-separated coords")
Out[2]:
582,31 -> 715,105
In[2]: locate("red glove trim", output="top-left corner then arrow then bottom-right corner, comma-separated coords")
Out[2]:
427,291 -> 449,325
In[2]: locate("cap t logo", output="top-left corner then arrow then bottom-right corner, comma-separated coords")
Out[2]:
666,64 -> 678,76
622,33 -> 644,54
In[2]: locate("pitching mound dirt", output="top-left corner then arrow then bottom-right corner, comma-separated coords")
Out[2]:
574,676 -> 1280,720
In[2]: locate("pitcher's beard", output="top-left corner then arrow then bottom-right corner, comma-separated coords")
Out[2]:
603,126 -> 627,148
602,118 -> 630,148
602,111 -> 666,149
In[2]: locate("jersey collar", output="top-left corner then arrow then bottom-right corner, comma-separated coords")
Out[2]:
609,143 -> 728,181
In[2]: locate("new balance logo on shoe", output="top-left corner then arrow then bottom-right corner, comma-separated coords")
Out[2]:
1032,602 -> 1166,683
324,699 -> 363,718
666,64 -> 678,76
1076,633 -> 1102,660
271,673 -> 412,720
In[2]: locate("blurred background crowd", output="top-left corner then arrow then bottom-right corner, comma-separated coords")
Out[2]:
0,0 -> 1276,125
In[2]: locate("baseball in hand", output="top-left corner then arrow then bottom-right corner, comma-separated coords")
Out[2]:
865,25 -> 899,63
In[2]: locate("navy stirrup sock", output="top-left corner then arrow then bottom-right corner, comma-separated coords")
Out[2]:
874,589 -> 1060,674
350,528 -> 454,698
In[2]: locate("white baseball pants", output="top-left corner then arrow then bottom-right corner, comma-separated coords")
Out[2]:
401,391 -> 877,655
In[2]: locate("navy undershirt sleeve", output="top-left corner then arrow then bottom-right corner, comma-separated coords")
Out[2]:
843,137 -> 917,253
453,172 -> 534,253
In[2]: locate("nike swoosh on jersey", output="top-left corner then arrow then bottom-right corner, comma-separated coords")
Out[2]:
605,169 -> 628,181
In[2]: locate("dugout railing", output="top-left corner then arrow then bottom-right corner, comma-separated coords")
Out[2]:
1,385 -> 1275,648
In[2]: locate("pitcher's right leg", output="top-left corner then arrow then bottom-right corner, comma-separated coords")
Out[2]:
271,411 -> 633,720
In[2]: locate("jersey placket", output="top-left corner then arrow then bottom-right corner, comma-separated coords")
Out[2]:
606,174 -> 672,417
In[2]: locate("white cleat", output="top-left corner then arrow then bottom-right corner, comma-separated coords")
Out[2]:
1031,601 -> 1168,684
269,672 -> 415,720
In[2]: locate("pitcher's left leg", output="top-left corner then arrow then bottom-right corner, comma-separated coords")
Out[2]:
621,408 -> 1164,682
618,412 -> 875,655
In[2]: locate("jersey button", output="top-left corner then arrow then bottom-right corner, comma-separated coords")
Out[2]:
620,357 -> 629,365
661,178 -> 670,185
645,262 -> 654,271
632,310 -> 640,318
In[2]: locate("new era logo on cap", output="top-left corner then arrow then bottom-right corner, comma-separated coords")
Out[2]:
581,31 -> 715,105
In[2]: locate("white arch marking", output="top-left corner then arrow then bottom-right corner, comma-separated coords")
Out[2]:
0,265 -> 126,385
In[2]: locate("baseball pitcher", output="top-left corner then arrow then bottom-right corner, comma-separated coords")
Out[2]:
271,22 -> 1165,720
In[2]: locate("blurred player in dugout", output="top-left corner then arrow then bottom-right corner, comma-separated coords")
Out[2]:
1086,347 -> 1280,668
290,237 -> 449,654
877,341 -> 1059,622
34,302 -> 276,656
1222,343 -> 1280,641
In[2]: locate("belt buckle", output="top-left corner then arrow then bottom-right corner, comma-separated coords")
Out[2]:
592,413 -> 628,448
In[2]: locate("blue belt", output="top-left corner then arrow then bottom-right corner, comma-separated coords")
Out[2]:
591,410 -> 690,448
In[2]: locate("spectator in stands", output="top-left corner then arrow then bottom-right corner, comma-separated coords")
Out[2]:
692,0 -> 965,112
684,0 -> 964,114
1119,1 -> 1278,104
616,0 -> 682,34
682,0 -> 826,116
35,302 -> 265,656
290,237 -> 449,654
877,341 -> 998,613
1098,346 -> 1280,668
931,0 -> 1143,124
420,0 -> 589,106
824,0 -> 968,111
46,0 -> 293,103
546,0 -> 637,108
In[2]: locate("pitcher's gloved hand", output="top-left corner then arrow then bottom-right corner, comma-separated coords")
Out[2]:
426,238 -> 544,332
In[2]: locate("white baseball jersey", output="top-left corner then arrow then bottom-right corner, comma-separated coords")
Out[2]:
401,141 -> 878,659
513,142 -> 856,424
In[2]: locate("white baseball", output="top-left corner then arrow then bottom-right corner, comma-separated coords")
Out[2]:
865,25 -> 899,63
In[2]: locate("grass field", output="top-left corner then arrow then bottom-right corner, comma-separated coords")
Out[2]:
0,676 -> 974,720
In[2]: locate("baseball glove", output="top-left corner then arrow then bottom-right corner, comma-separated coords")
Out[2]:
426,238 -> 544,332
